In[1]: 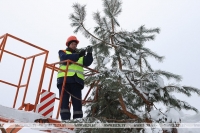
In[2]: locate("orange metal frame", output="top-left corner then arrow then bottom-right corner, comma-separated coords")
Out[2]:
0,33 -> 98,123
0,33 -> 49,109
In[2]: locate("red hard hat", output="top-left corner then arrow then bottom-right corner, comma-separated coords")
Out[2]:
66,36 -> 79,46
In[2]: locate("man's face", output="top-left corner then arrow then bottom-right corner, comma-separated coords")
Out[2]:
69,41 -> 78,50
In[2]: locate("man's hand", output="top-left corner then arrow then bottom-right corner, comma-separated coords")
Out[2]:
79,49 -> 86,57
86,46 -> 93,53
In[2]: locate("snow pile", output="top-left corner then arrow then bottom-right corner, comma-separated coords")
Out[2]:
165,108 -> 183,123
0,105 -> 75,133
156,76 -> 165,88
0,104 -> 45,123
149,108 -> 200,133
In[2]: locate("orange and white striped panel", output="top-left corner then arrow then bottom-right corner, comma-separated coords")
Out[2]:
36,89 -> 56,118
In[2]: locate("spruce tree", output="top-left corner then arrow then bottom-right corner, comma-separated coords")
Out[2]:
69,0 -> 200,132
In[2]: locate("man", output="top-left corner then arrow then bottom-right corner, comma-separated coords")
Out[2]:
57,36 -> 93,122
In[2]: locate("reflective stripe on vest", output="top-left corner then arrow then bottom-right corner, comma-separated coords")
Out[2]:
57,51 -> 84,80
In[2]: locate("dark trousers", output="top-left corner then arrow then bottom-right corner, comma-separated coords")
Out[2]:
58,83 -> 83,120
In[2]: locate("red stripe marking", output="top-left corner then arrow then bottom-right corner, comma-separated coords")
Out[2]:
38,98 -> 55,112
40,92 -> 54,103
42,106 -> 54,116
41,89 -> 46,93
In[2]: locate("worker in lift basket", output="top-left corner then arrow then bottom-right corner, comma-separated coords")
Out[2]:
57,36 -> 93,122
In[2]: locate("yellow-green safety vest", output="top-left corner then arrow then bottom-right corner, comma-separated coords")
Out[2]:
57,50 -> 84,80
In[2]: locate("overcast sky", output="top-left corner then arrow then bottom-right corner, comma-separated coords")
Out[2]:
1,0 -> 200,132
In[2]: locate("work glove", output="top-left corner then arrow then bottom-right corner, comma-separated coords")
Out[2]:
86,46 -> 93,53
79,49 -> 86,57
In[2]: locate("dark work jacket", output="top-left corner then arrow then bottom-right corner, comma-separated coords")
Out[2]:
57,48 -> 93,89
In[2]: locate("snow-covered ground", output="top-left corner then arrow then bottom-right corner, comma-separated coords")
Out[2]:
0,104 -> 75,133
0,104 -> 200,133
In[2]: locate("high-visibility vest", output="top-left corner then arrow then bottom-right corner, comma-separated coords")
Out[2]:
57,50 -> 84,80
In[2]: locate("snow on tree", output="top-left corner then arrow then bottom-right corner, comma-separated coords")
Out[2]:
68,0 -> 200,132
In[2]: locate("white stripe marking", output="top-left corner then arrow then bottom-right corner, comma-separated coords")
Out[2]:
39,102 -> 55,116
37,94 -> 56,109
40,91 -> 50,101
